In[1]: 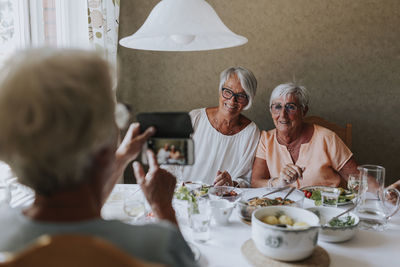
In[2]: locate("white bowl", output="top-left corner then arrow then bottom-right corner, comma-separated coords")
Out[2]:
307,206 -> 359,243
210,199 -> 235,225
251,206 -> 320,261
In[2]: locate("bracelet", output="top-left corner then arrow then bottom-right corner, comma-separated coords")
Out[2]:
267,177 -> 279,187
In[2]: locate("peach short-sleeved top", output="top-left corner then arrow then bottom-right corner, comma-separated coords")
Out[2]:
255,124 -> 353,187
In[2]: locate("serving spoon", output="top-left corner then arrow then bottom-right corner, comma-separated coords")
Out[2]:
325,204 -> 357,225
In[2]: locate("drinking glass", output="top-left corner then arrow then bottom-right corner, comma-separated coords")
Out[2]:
356,165 -> 400,231
348,174 -> 361,194
123,189 -> 146,223
321,188 -> 340,207
188,197 -> 212,243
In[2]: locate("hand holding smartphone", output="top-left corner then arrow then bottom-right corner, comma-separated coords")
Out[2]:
137,112 -> 194,165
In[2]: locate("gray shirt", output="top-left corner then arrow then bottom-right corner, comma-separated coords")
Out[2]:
0,206 -> 197,267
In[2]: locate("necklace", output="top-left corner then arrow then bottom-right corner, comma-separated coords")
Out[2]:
213,117 -> 235,135
276,134 -> 300,153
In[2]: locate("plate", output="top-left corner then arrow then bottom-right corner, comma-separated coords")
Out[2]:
301,186 -> 355,206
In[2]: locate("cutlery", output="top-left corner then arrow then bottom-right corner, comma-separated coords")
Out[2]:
247,185 -> 291,202
283,187 -> 296,201
261,185 -> 291,198
326,204 -> 357,225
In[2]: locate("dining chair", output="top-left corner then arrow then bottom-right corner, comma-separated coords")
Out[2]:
0,234 -> 165,267
303,115 -> 352,149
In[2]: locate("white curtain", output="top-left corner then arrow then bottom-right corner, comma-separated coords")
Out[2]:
87,0 -> 120,70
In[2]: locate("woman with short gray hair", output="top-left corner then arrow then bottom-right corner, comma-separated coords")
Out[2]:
172,66 -> 260,187
0,49 -> 197,267
251,82 -> 358,188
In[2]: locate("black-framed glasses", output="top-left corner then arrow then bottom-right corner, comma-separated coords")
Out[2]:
221,88 -> 248,104
270,103 -> 299,114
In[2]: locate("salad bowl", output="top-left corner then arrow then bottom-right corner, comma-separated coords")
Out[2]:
307,206 -> 359,242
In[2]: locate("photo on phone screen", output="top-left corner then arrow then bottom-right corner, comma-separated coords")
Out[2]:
143,138 -> 194,165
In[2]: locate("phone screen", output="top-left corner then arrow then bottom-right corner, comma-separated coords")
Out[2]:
144,138 -> 194,165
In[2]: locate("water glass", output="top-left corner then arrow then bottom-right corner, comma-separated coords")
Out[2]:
123,189 -> 146,223
348,174 -> 361,194
188,198 -> 212,243
321,188 -> 340,207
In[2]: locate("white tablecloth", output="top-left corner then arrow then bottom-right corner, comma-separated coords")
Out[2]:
3,180 -> 400,267
102,185 -> 400,267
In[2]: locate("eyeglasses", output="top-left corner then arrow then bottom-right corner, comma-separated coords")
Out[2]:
270,103 -> 299,114
221,88 -> 248,104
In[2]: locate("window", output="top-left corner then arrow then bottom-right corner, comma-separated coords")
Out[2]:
0,0 -> 25,67
0,0 -> 89,66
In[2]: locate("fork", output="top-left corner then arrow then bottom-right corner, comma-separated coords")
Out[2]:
247,185 -> 291,201
282,187 -> 296,201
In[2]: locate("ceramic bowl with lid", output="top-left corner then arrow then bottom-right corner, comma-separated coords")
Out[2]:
251,206 -> 320,261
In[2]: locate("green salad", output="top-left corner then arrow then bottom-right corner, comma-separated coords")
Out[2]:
328,215 -> 355,227
304,187 -> 355,206
174,185 -> 195,201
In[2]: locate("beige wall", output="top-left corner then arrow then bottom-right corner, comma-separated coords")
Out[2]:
117,0 -> 400,184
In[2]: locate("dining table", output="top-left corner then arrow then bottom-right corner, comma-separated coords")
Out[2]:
2,176 -> 400,267
101,184 -> 400,267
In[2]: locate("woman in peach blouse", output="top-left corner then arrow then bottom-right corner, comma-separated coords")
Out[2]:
251,83 -> 358,188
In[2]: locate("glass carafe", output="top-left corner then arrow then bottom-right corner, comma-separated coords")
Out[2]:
356,165 -> 400,231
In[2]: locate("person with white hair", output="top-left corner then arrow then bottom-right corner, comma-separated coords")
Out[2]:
0,49 -> 197,267
170,67 -> 260,187
251,83 -> 358,188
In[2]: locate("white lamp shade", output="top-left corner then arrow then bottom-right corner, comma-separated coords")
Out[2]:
119,0 -> 248,51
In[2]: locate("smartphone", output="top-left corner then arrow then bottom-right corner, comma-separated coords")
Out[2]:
142,138 -> 194,165
137,112 -> 194,165
136,112 -> 193,138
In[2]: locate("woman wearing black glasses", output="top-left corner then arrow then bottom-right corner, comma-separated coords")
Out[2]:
251,83 -> 358,189
170,67 -> 260,187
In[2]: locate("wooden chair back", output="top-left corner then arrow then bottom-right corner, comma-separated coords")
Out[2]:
0,234 -> 165,267
303,115 -> 352,149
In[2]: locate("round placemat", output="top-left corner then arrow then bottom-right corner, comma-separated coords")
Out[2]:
241,239 -> 330,267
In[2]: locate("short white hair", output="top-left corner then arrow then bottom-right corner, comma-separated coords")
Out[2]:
0,48 -> 117,195
218,66 -> 257,110
269,83 -> 310,109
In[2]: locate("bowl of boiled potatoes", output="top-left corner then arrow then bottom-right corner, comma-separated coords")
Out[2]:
251,206 -> 320,261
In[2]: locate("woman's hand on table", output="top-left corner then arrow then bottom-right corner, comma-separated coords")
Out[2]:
387,180 -> 400,204
133,150 -> 178,225
388,179 -> 400,191
278,164 -> 304,186
214,170 -> 233,186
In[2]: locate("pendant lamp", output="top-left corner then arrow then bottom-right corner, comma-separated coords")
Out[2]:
119,0 -> 247,51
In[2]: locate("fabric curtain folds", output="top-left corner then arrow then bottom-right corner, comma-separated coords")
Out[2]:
87,0 -> 120,77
